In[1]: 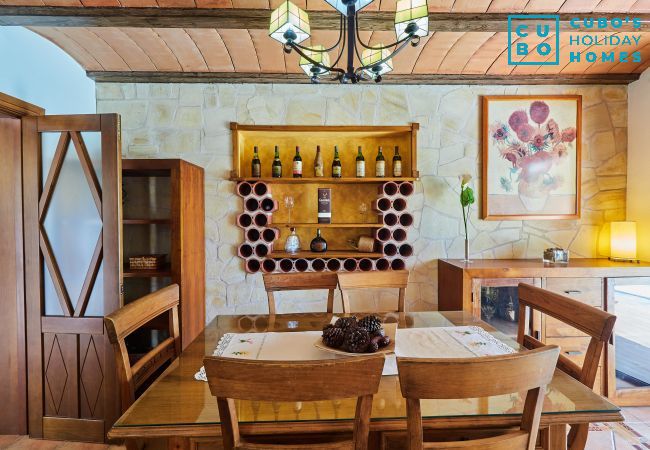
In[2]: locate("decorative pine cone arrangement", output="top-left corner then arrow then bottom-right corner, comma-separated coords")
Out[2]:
321,315 -> 391,353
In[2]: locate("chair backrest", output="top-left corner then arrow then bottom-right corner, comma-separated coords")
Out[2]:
338,270 -> 409,313
104,284 -> 181,412
517,283 -> 616,450
397,346 -> 560,450
204,355 -> 385,450
263,272 -> 339,314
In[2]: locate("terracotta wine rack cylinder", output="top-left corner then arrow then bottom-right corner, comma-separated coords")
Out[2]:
326,259 -> 342,272
373,198 -> 392,212
391,258 -> 406,270
254,243 -> 270,258
260,197 -> 279,213
383,243 -> 398,257
358,258 -> 374,272
375,227 -> 392,242
392,228 -> 407,242
253,181 -> 269,197
237,181 -> 253,197
253,213 -> 270,227
381,181 -> 399,197
246,258 -> 261,273
245,197 -> 260,212
238,243 -> 254,259
237,213 -> 253,228
343,258 -> 358,272
399,182 -> 414,197
399,243 -> 414,257
375,258 -> 390,271
262,259 -> 277,273
399,213 -> 414,227
311,258 -> 326,272
295,259 -> 309,272
392,198 -> 407,212
246,228 -> 261,242
262,228 -> 279,243
279,258 -> 294,273
383,213 -> 398,227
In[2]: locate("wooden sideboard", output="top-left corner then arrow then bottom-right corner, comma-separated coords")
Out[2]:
438,259 -> 650,405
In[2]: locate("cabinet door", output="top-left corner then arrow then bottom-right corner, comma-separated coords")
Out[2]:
472,278 -> 541,340
607,277 -> 650,406
23,115 -> 122,441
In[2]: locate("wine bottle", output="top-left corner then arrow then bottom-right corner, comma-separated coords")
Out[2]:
314,145 -> 324,177
356,146 -> 365,178
332,146 -> 342,178
251,146 -> 261,178
310,228 -> 328,252
392,145 -> 402,177
293,146 -> 303,178
375,146 -> 386,177
272,146 -> 282,178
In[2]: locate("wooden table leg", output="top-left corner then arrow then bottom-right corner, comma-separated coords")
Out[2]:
545,424 -> 568,450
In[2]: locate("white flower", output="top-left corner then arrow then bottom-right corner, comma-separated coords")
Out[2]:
460,174 -> 472,186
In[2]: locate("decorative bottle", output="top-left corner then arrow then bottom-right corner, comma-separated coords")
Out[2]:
310,228 -> 328,253
375,146 -> 386,177
293,146 -> 303,178
272,146 -> 282,178
251,146 -> 261,178
284,227 -> 301,254
314,145 -> 324,177
332,146 -> 342,178
356,146 -> 365,178
392,146 -> 402,177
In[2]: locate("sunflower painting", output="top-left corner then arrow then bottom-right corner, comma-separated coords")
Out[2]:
481,95 -> 582,220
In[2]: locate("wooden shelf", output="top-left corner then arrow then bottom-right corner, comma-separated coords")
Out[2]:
231,177 -> 417,184
123,264 -> 172,278
123,218 -> 171,225
270,250 -> 383,259
273,223 -> 383,228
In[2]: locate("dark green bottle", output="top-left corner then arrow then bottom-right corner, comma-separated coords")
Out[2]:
332,146 -> 342,178
310,228 -> 328,252
292,146 -> 303,178
375,146 -> 386,178
272,146 -> 282,178
392,145 -> 402,177
356,146 -> 365,178
251,146 -> 261,178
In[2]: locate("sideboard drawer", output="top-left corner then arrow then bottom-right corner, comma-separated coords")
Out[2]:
545,277 -> 603,307
546,336 -> 591,366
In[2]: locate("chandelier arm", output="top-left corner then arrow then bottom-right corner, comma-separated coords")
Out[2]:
285,41 -> 346,75
354,34 -> 416,75
356,30 -> 418,51
292,14 -> 346,53
328,17 -> 347,69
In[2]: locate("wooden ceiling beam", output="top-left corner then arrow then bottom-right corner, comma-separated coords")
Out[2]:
86,71 -> 640,84
0,7 -> 649,31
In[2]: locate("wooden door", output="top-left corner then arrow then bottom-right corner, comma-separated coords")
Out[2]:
23,114 -> 122,441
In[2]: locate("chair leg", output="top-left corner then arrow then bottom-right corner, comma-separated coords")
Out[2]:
567,424 -> 589,450
544,424 -> 567,450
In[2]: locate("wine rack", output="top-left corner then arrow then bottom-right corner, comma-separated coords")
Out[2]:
231,123 -> 419,274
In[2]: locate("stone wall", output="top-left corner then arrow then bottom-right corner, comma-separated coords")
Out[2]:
97,83 -> 627,321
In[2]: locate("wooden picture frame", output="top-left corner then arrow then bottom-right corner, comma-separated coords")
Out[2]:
481,95 -> 582,220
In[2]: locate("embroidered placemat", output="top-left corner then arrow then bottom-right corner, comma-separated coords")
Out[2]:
194,326 -> 515,381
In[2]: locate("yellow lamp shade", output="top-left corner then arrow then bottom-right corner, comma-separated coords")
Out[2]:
299,45 -> 331,76
610,221 -> 637,261
361,46 -> 393,79
395,0 -> 429,40
269,0 -> 310,45
324,0 -> 374,16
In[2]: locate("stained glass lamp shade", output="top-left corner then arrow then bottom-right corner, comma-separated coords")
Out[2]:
361,46 -> 393,79
299,45 -> 331,76
269,0 -> 311,45
324,0 -> 374,16
395,0 -> 429,40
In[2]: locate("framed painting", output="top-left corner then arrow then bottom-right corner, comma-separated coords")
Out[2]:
481,95 -> 582,220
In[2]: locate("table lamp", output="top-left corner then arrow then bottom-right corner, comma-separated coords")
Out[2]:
609,221 -> 639,263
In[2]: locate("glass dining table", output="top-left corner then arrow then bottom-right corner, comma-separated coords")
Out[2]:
108,311 -> 622,449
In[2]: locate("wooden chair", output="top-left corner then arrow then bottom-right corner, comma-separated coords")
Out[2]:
203,355 -> 385,450
517,283 -> 617,450
396,346 -> 560,450
263,272 -> 339,314
104,284 -> 181,412
338,270 -> 409,313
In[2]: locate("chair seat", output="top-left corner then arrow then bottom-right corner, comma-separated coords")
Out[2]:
237,436 -> 353,450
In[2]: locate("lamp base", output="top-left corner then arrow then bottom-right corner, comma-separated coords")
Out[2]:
608,257 -> 640,263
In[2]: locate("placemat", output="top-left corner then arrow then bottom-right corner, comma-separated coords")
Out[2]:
195,326 -> 515,381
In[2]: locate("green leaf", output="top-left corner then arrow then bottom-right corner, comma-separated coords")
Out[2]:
460,186 -> 475,207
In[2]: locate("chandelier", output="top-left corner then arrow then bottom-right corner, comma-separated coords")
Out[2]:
268,0 -> 429,83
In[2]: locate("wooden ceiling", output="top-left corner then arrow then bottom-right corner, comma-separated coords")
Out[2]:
1,0 -> 649,83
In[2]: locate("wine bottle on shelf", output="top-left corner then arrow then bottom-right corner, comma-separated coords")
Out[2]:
272,145 -> 282,178
375,146 -> 386,177
356,146 -> 365,178
332,146 -> 342,178
284,227 -> 301,254
314,145 -> 324,177
310,228 -> 328,253
392,145 -> 402,177
251,146 -> 261,178
293,146 -> 303,178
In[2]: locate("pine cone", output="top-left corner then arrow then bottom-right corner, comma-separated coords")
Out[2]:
322,327 -> 345,348
378,335 -> 390,348
366,341 -> 379,353
335,316 -> 358,331
343,327 -> 370,353
358,315 -> 382,333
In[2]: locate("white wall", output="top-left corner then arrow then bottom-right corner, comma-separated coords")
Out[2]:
0,27 -> 95,114
628,71 -> 650,261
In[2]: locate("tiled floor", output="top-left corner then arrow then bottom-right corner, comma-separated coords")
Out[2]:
1,408 -> 649,449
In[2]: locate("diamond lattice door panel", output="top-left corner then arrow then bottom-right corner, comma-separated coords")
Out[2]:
23,115 -> 122,443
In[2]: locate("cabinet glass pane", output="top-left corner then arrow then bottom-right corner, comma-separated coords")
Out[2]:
480,286 -> 520,339
613,283 -> 650,390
